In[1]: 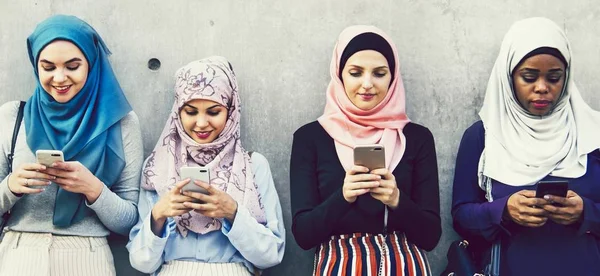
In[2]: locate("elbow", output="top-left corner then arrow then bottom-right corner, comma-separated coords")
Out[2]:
420,225 -> 442,252
129,254 -> 160,274
291,221 -> 318,250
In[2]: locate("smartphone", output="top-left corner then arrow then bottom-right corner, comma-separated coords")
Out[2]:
535,180 -> 568,205
353,144 -> 386,171
180,166 -> 210,194
36,150 -> 64,167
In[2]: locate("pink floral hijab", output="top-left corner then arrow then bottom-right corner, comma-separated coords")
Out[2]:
142,56 -> 266,236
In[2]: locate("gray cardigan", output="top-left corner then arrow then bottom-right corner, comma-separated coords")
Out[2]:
0,101 -> 143,236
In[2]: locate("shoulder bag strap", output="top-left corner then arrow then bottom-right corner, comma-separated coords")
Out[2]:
8,101 -> 26,173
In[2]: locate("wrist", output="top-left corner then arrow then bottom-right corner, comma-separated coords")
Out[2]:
226,201 -> 238,222
85,180 -> 103,204
6,174 -> 23,197
387,188 -> 400,209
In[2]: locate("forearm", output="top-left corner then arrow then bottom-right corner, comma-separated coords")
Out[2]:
224,204 -> 285,268
388,192 -> 441,251
0,176 -> 20,214
452,196 -> 511,241
87,185 -> 138,235
292,188 -> 351,250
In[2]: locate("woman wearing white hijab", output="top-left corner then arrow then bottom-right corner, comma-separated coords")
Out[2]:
452,17 -> 600,275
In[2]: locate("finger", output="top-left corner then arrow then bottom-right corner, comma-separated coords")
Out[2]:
23,179 -> 52,187
346,181 -> 380,190
172,179 -> 192,194
518,190 -> 537,198
182,191 -> 213,203
347,166 -> 369,175
520,207 -> 548,217
50,161 -> 75,171
172,194 -> 196,203
520,197 -> 549,207
23,170 -> 56,181
183,201 -> 216,211
42,168 -> 72,178
566,190 -> 578,198
347,188 -> 370,198
20,163 -> 47,171
520,215 -> 547,224
543,195 -> 571,206
349,173 -> 381,182
369,187 -> 394,195
18,186 -> 46,194
194,180 -> 216,194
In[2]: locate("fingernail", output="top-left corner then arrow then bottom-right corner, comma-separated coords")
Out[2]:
544,195 -> 550,200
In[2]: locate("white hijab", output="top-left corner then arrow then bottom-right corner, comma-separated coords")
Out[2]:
478,17 -> 600,188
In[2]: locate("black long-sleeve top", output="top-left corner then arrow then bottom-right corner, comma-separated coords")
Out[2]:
290,121 -> 441,251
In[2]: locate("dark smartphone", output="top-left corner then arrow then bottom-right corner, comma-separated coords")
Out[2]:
535,180 -> 568,205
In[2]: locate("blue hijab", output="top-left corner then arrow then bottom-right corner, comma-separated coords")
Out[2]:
24,15 -> 132,227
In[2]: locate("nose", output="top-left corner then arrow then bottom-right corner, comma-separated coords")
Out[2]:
53,69 -> 67,83
534,79 -> 549,94
195,116 -> 209,128
361,76 -> 373,90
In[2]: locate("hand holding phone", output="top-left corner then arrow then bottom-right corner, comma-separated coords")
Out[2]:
36,150 -> 64,167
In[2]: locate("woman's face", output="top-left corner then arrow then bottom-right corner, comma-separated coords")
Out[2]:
341,50 -> 392,110
512,54 -> 566,116
37,40 -> 89,103
179,99 -> 228,144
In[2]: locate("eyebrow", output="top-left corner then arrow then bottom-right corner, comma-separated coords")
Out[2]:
39,58 -> 83,65
182,103 -> 223,110
519,68 -> 564,73
347,65 -> 389,70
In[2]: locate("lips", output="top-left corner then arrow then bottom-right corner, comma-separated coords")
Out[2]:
358,93 -> 376,101
52,85 -> 72,94
194,131 -> 212,139
532,100 -> 551,109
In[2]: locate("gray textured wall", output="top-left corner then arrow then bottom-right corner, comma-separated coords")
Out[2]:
2,1 -> 600,275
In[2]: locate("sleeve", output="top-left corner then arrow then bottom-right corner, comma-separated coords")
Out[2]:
0,102 -> 23,215
86,112 -> 143,235
290,127 -> 353,250
386,127 -> 441,251
451,122 -> 510,242
220,152 -> 285,269
127,187 -> 176,274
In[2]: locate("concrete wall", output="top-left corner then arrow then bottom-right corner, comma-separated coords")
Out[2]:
2,1 -> 600,275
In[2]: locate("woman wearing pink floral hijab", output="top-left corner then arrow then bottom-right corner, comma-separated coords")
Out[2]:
128,56 -> 285,276
291,26 -> 440,275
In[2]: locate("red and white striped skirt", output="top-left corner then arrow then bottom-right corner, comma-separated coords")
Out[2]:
313,232 -> 431,276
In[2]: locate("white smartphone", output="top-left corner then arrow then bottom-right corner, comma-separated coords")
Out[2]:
36,150 -> 65,167
180,166 -> 210,194
353,144 -> 386,171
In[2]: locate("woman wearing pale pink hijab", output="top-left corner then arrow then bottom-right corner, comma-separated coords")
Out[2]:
290,26 -> 441,275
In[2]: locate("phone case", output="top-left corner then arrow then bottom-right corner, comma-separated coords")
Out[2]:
35,150 -> 64,167
180,167 -> 210,194
353,144 -> 386,170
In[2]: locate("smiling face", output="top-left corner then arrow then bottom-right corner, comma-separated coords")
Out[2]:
340,50 -> 392,110
179,99 -> 228,144
37,40 -> 89,103
512,54 -> 566,116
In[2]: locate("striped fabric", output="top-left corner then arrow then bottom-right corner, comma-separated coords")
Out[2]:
158,260 -> 252,276
0,231 -> 115,276
313,232 -> 431,276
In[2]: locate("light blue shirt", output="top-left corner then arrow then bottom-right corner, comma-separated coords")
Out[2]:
127,152 -> 285,275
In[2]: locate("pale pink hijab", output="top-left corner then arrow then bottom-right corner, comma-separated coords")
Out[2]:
142,56 -> 266,236
318,25 -> 410,171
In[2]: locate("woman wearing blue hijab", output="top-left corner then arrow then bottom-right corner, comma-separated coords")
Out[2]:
0,15 -> 143,275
